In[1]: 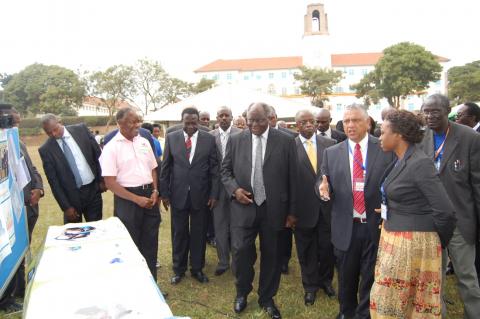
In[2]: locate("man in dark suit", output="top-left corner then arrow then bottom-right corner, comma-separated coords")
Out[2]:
315,109 -> 347,142
166,122 -> 210,134
318,104 -> 394,319
293,110 -> 336,306
221,102 -> 297,319
39,114 -> 104,224
209,106 -> 241,276
419,94 -> 480,318
160,107 -> 219,285
267,105 -> 298,275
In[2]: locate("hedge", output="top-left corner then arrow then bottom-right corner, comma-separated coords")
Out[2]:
20,116 -> 114,129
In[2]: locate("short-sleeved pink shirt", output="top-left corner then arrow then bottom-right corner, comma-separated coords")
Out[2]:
99,131 -> 158,187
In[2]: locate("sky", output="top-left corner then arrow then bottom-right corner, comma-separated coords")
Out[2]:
1,0 -> 478,81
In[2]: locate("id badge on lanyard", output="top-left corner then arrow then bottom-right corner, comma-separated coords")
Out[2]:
353,174 -> 365,192
380,183 -> 388,220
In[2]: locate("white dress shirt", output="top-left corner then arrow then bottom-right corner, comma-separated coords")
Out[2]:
183,130 -> 199,164
56,128 -> 95,185
251,126 -> 269,188
219,125 -> 232,159
317,127 -> 332,138
347,134 -> 369,217
473,122 -> 480,131
299,134 -> 317,153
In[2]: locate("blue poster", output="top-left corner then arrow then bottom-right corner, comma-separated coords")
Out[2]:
0,127 -> 29,296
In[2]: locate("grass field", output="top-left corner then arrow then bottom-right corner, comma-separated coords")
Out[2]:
1,140 -> 465,318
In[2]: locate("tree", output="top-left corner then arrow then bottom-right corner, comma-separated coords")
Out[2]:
88,65 -> 136,127
159,77 -> 192,106
3,64 -> 85,115
294,66 -> 343,107
133,58 -> 169,115
447,60 -> 480,103
351,42 -> 442,108
191,78 -> 216,94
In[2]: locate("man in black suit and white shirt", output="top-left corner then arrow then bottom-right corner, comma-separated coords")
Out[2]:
318,104 -> 394,319
456,102 -> 480,133
316,109 -> 347,142
209,106 -> 241,276
293,110 -> 336,305
161,107 -> 219,285
221,102 -> 297,319
39,114 -> 104,224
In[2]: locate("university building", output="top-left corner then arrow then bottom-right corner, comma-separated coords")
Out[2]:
194,3 -> 449,121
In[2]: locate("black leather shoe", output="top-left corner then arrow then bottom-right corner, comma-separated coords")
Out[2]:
322,283 -> 336,298
214,266 -> 229,276
191,271 -> 209,283
170,273 -> 184,285
234,296 -> 247,313
280,264 -> 289,274
304,291 -> 316,306
262,304 -> 282,319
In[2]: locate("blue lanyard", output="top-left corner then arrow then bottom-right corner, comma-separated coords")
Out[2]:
348,144 -> 367,173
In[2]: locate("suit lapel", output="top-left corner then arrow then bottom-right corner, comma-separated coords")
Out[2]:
365,136 -> 380,185
423,129 -> 435,158
48,138 -> 71,172
316,136 -> 328,175
296,137 -> 316,176
439,123 -> 459,173
383,145 -> 414,189
213,129 -> 221,151
263,129 -> 275,165
339,140 -> 352,191
176,130 -> 190,166
190,130 -> 204,166
243,131 -> 253,181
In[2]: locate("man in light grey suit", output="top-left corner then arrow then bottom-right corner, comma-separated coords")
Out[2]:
420,94 -> 480,318
318,104 -> 394,319
221,102 -> 297,319
209,106 -> 241,276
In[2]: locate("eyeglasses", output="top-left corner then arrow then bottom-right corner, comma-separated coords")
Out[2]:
298,119 -> 315,125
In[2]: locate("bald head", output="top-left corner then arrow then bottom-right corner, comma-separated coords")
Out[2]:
247,102 -> 271,136
199,111 -> 211,127
315,108 -> 332,133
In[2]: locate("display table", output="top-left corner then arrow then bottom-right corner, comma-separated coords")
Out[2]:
24,217 -> 184,319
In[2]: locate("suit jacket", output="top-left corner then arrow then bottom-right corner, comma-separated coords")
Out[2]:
419,121 -> 480,244
210,127 -> 242,200
160,129 -> 219,210
221,128 -> 298,231
295,135 -> 335,228
166,124 -> 211,134
20,142 -> 43,218
278,126 -> 299,138
331,129 -> 347,142
104,127 -> 155,151
382,145 -> 456,247
38,124 -> 102,212
320,135 -> 394,251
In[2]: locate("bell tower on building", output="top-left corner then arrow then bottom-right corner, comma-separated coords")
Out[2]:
302,3 -> 332,68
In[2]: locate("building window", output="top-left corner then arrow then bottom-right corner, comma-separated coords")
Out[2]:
267,84 -> 276,95
281,72 -> 287,79
348,68 -> 354,76
212,74 -> 219,80
334,86 -> 344,93
243,75 -> 249,80
256,74 -> 262,80
227,73 -> 232,80
336,104 -> 342,112
281,87 -> 287,95
202,74 -> 207,79
268,72 -> 274,79
362,69 -> 368,75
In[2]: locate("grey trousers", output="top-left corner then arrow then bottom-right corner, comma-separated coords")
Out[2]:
212,188 -> 231,269
442,227 -> 480,319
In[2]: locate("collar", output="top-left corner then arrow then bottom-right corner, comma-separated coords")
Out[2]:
318,127 -> 331,136
219,126 -> 232,135
252,126 -> 270,139
112,130 -> 137,142
299,134 -> 316,145
473,122 -> 480,131
59,127 -> 71,139
183,130 -> 199,139
348,133 -> 369,152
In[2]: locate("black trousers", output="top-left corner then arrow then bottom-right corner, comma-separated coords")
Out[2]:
335,222 -> 377,319
15,205 -> 38,297
65,181 -> 103,224
206,208 -> 215,241
294,211 -> 335,293
171,193 -> 207,275
279,228 -> 292,268
114,189 -> 161,281
231,202 -> 281,306
476,242 -> 480,286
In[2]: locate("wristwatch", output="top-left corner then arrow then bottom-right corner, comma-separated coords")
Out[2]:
152,189 -> 159,195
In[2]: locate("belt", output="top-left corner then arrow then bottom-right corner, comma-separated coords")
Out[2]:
126,183 -> 153,191
353,217 -> 367,224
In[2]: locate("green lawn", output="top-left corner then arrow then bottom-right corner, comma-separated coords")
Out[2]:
1,144 -> 465,318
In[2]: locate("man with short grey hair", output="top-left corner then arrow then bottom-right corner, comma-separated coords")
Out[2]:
420,94 -> 480,318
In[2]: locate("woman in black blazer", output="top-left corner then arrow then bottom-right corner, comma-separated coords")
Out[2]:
370,110 -> 456,319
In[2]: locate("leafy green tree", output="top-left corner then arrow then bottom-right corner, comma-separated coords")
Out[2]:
133,58 -> 169,114
447,60 -> 480,103
88,65 -> 136,127
191,78 -> 216,94
3,64 -> 85,115
351,42 -> 442,108
294,66 -> 343,107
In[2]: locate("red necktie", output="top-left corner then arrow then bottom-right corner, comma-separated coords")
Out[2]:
353,143 -> 366,215
185,136 -> 192,160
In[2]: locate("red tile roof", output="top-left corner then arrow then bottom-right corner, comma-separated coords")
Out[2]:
195,53 -> 449,72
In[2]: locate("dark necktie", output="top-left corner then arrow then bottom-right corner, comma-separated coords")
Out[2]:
61,137 -> 83,188
353,143 -> 365,214
321,132 -> 326,136
185,136 -> 192,161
